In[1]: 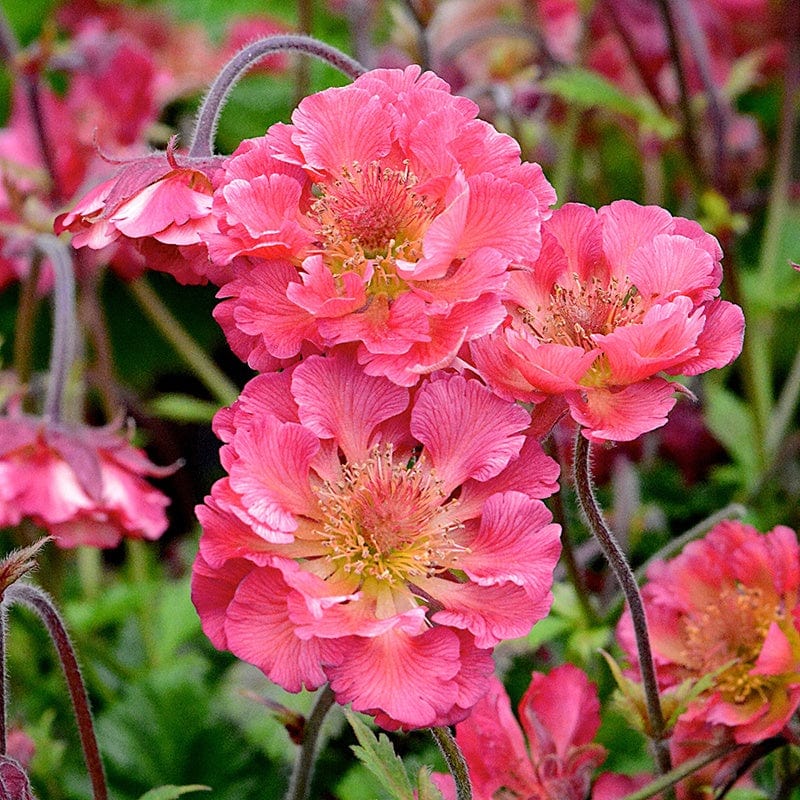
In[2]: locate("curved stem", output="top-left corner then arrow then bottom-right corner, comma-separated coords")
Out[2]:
12,253 -> 43,401
5,583 -> 108,800
189,35 -> 366,158
36,235 -> 78,424
400,0 -> 431,71
285,685 -> 336,800
126,278 -> 239,407
572,433 -> 671,776
0,605 -> 6,755
431,726 -> 472,800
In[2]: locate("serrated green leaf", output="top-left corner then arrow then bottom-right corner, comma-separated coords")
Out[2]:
345,710 -> 415,800
137,786 -> 211,800
416,766 -> 445,800
539,67 -> 677,138
147,393 -> 220,424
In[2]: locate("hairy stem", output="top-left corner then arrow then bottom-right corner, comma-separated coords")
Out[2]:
285,685 -> 336,800
126,278 -> 239,407
189,35 -> 366,158
573,434 -> 671,776
431,726 -> 472,800
6,583 -> 108,800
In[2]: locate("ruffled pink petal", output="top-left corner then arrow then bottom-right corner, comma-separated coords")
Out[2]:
540,203 -> 605,283
457,491 -> 561,599
290,352 -> 409,461
455,675 -> 537,798
191,553 -> 255,650
676,299 -> 745,376
222,260 -> 322,359
752,622 -> 797,676
411,247 -> 509,307
568,379 -> 678,442
596,297 -> 705,383
324,625 -> 462,729
225,566 -> 327,692
411,374 -> 530,490
286,256 -> 367,317
291,88 -> 393,172
519,664 -> 602,760
627,234 -> 718,303
228,416 -> 320,534
457,436 -> 560,519
598,200 -> 674,277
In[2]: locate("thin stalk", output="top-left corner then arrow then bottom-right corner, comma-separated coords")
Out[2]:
768,336 -> 800,457
431,726 -> 472,800
76,547 -> 102,601
0,4 -> 18,63
615,742 -> 740,800
294,0 -> 314,107
126,540 -> 157,667
189,35 -> 366,158
285,685 -> 336,800
573,434 -> 671,776
551,105 -> 581,204
126,278 -> 238,407
36,235 -> 77,424
6,583 -> 108,800
655,0 -> 702,186
400,0 -> 431,71
12,253 -> 43,397
0,604 -> 6,755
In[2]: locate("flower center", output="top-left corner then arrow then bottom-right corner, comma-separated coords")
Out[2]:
521,275 -> 643,351
680,585 -> 780,704
309,162 -> 441,298
315,445 -> 465,586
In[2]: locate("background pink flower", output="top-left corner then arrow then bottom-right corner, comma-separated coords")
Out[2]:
191,349 -> 562,729
207,65 -> 556,385
471,200 -> 745,441
0,414 -> 174,549
617,519 -> 800,743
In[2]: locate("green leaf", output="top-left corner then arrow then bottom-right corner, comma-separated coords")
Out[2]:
704,384 -> 759,488
416,767 -> 445,800
539,67 -> 677,139
147,394 -> 220,424
345,710 -> 415,800
138,786 -> 211,800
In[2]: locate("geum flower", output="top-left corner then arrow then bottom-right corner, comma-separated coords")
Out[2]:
617,519 -> 800,743
207,65 -> 556,384
0,413 -> 174,548
471,200 -> 744,441
191,349 -> 562,729
433,664 -> 607,800
56,139 -> 226,285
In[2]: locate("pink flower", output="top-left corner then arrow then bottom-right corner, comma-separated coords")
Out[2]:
617,519 -> 800,743
471,200 -> 744,441
0,414 -> 175,549
433,665 -> 607,800
56,142 -> 225,285
207,65 -> 555,385
191,349 -> 562,729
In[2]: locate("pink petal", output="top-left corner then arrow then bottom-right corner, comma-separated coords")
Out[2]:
411,374 -> 530,490
291,352 -> 409,461
599,200 -> 674,277
324,626 -> 462,729
568,379 -> 678,442
676,299 -> 745,376
225,566 -> 328,692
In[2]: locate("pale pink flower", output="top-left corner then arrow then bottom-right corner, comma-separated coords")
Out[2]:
0,414 -> 174,549
191,349 -> 561,729
56,142 -> 225,285
471,200 -> 744,441
207,65 -> 555,385
617,520 -> 800,743
433,665 -> 607,800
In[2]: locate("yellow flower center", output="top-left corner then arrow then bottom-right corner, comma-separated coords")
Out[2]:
680,585 -> 781,704
309,162 -> 441,299
315,445 -> 465,587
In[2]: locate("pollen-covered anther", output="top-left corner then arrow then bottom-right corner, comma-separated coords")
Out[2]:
522,275 -> 643,351
315,444 -> 466,584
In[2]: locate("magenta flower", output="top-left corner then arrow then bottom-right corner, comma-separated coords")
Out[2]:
0,414 -> 174,548
207,65 -> 556,385
433,665 -> 607,800
191,349 -> 561,729
471,200 -> 745,441
56,142 -> 225,285
617,520 -> 800,743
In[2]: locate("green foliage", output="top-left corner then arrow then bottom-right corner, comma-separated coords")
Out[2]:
137,785 -> 211,800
